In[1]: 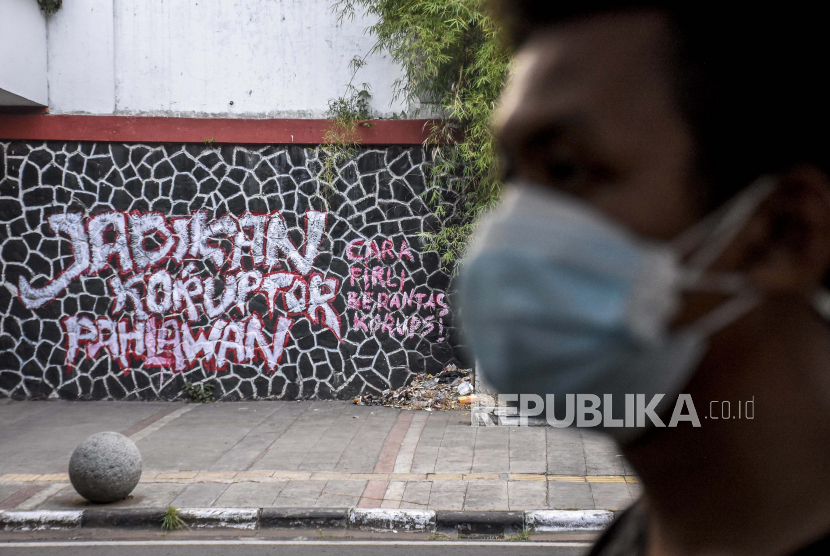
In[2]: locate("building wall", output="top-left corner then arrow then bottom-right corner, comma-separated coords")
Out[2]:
0,1 -> 448,401
0,0 -> 48,106
0,140 -> 461,400
45,0 -> 405,118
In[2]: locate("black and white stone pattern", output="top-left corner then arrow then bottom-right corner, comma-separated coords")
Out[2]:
0,141 -> 463,400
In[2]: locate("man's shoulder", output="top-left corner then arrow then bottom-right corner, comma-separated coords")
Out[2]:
587,501 -> 830,556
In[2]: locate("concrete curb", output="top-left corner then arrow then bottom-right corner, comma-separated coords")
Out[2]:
525,510 -> 615,531
435,510 -> 524,535
260,507 -> 348,528
349,508 -> 436,531
81,508 -> 166,528
0,510 -> 83,531
0,508 -> 616,533
178,508 -> 259,529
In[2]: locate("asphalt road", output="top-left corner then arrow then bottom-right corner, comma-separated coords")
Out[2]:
0,540 -> 591,555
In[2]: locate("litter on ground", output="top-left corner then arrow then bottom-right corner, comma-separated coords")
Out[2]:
353,365 -> 474,410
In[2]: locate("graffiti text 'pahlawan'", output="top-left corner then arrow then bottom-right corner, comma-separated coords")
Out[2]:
17,210 -> 341,373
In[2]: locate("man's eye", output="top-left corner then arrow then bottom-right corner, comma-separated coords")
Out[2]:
544,156 -> 616,194
548,160 -> 580,181
545,158 -> 589,190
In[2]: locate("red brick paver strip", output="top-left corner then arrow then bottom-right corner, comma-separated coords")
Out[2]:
373,410 -> 414,474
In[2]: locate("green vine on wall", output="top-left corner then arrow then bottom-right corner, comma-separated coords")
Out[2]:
38,0 -> 62,15
316,56 -> 375,193
328,0 -> 510,268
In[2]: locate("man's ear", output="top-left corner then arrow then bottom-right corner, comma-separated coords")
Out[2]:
737,167 -> 830,292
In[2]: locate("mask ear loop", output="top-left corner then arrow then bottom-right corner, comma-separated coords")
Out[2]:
673,176 -> 778,273
672,177 -> 777,337
671,176 -> 777,299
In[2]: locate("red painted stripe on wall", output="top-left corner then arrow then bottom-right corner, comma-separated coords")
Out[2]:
0,115 -> 435,145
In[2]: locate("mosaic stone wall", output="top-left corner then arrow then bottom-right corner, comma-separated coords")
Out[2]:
0,141 -> 462,400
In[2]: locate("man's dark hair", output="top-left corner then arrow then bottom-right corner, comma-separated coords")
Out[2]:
491,2 -> 829,210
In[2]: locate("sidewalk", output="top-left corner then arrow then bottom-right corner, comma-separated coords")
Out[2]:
0,400 -> 640,514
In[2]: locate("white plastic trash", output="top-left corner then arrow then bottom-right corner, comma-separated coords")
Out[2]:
456,381 -> 473,396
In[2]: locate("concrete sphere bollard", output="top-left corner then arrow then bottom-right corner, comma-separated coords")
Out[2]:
69,432 -> 142,503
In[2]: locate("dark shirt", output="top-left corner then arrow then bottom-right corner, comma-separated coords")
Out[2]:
588,501 -> 830,556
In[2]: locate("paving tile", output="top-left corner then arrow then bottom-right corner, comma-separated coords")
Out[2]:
257,452 -> 306,471
207,403 -> 291,471
129,483 -> 191,507
214,481 -> 286,507
590,482 -> 633,510
400,481 -> 432,509
137,404 -> 273,471
393,411 -> 429,473
547,450 -> 587,475
20,484 -> 67,510
585,452 -> 626,476
627,481 -> 644,499
471,427 -> 510,473
271,480 -> 326,507
509,427 -> 547,474
581,430 -> 619,451
298,452 -> 344,472
337,407 -> 400,473
29,486 -> 89,510
39,483 -> 192,510
546,427 -> 584,448
409,415 -> 447,474
172,483 -> 231,507
315,480 -> 367,508
0,401 -> 172,474
508,480 -> 547,510
427,480 -> 467,510
434,425 -> 476,474
252,403 -> 346,470
358,480 -> 388,508
464,481 -> 508,511
548,481 -> 595,510
380,480 -> 406,509
0,484 -> 23,506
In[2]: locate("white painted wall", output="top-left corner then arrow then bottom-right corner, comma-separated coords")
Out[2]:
42,0 -> 406,118
0,0 -> 48,106
46,0 -> 116,113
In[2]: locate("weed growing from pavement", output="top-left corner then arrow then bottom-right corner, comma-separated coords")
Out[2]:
183,381 -> 215,403
507,528 -> 532,541
161,506 -> 187,531
429,533 -> 452,540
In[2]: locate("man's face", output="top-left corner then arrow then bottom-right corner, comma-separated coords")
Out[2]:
494,11 -> 702,241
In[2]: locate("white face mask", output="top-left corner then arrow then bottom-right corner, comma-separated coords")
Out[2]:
458,177 -> 784,443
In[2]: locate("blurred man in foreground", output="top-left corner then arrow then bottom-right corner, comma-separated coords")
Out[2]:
459,3 -> 830,555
